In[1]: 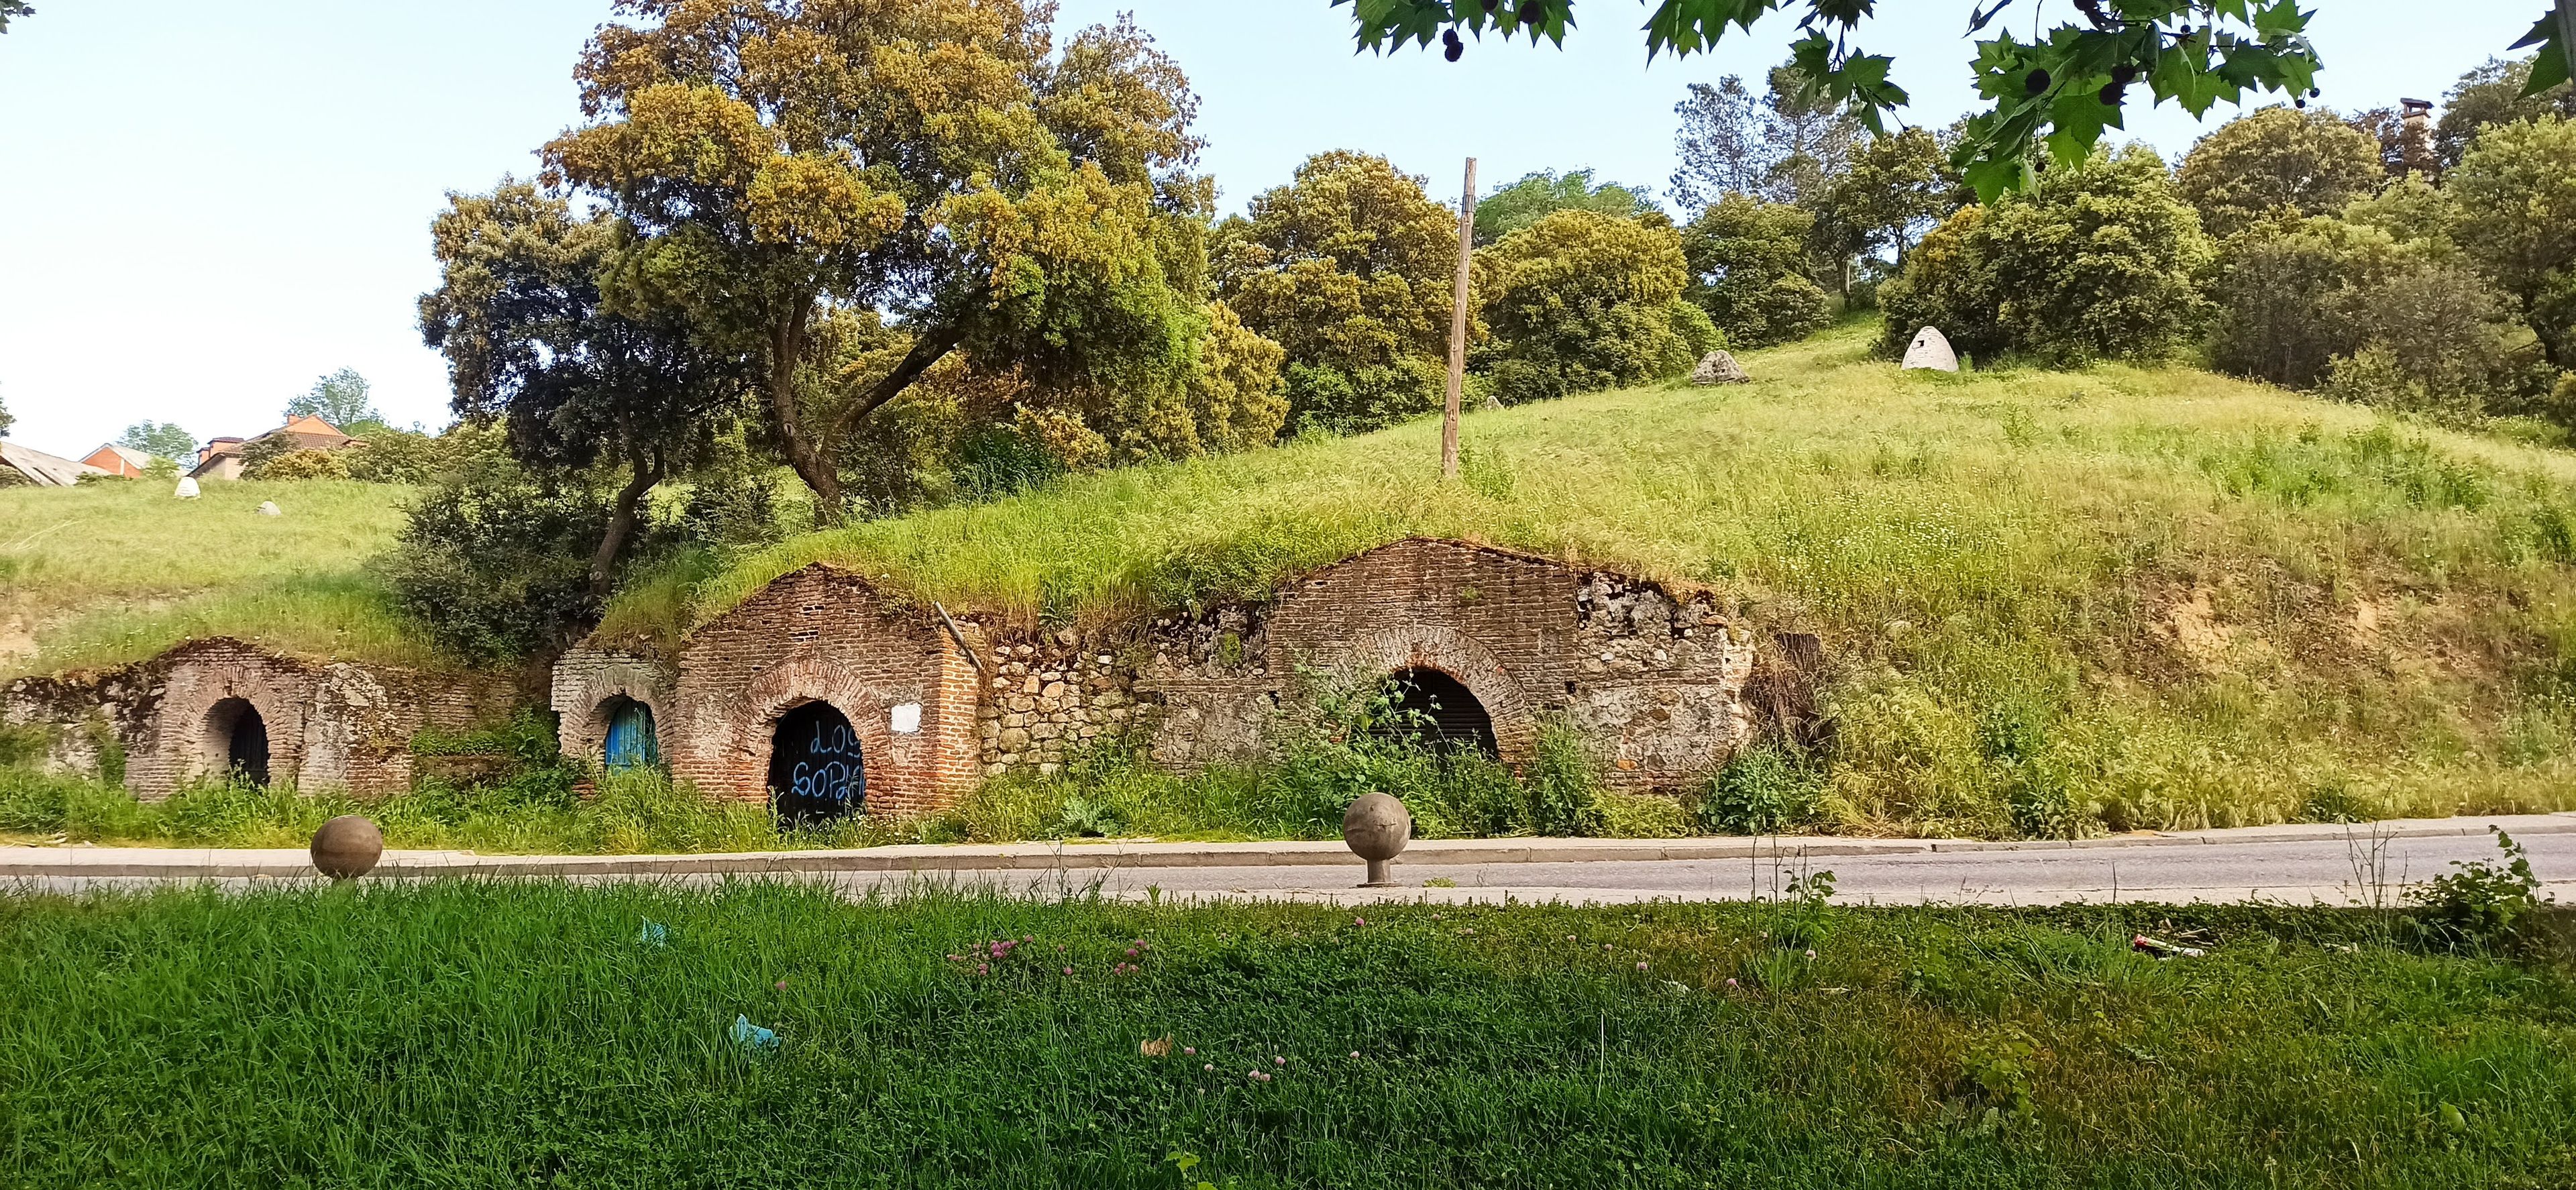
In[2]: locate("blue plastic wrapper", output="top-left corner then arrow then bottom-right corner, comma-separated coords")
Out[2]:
731,1014 -> 779,1051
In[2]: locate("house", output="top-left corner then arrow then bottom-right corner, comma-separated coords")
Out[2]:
80,444 -> 161,478
0,441 -> 107,487
189,415 -> 360,480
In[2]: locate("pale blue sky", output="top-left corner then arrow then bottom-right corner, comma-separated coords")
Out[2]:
0,1 -> 2540,457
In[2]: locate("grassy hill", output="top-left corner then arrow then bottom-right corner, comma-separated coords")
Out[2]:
0,478 -> 425,677
609,320 -> 2576,834
16,321 -> 2576,835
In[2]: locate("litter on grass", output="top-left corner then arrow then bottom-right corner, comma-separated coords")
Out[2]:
731,1015 -> 780,1052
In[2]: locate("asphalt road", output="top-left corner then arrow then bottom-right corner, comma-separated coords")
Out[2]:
11,825 -> 2573,907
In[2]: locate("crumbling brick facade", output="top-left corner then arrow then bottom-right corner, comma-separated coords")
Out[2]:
0,638 -> 517,799
663,564 -> 986,816
1133,539 -> 1756,790
551,645 -> 676,770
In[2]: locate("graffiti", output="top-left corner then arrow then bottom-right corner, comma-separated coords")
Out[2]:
767,702 -> 865,824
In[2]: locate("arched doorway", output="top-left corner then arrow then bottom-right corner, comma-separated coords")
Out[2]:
767,701 -> 864,825
600,697 -> 659,772
1370,667 -> 1499,758
207,697 -> 270,785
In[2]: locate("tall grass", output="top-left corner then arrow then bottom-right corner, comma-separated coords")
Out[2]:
1,883 -> 2569,1186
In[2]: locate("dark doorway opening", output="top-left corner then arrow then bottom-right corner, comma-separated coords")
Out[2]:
768,701 -> 864,825
1370,667 -> 1499,758
602,698 -> 659,771
209,697 -> 270,785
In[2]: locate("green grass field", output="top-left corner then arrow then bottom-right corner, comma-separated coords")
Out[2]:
0,477 -> 425,676
1,883 -> 2570,1187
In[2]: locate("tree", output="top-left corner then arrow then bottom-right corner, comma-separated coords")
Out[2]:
286,368 -> 381,429
0,390 -> 15,439
1475,209 -> 1711,402
382,429 -> 618,663
1670,66 -> 1857,211
0,3 -> 29,35
1807,126 -> 1963,287
2177,105 -> 2383,238
1338,1 -> 2418,197
547,3 -> 1214,523
1213,150 -> 1461,434
1879,146 -> 2212,363
420,180 -> 755,600
2435,55 -> 2576,167
2449,116 -> 2576,368
117,421 -> 197,461
2346,106 -> 2440,181
1680,195 -> 1831,348
1473,170 -> 1652,246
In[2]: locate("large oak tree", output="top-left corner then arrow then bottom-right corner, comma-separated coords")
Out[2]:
546,0 -> 1215,521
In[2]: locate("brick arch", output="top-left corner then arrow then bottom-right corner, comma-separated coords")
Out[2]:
563,661 -> 672,769
701,655 -> 904,808
138,661 -> 309,798
1306,625 -> 1542,765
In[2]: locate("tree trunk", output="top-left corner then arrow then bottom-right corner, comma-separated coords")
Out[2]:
589,449 -> 664,602
824,320 -> 968,442
764,300 -> 846,524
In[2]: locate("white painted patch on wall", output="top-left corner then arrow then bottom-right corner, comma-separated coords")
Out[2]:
890,702 -> 922,734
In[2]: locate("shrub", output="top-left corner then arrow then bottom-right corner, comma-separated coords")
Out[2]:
1700,742 -> 1823,834
2447,115 -> 2576,372
1477,209 -> 1703,403
381,453 -> 610,662
1680,193 -> 1831,347
1880,146 -> 2213,364
1522,719 -> 1607,837
2405,829 -> 2551,953
250,449 -> 350,482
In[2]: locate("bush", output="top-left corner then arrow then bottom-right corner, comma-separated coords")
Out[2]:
1880,146 -> 2213,364
249,449 -> 350,482
381,451 -> 610,663
2405,829 -> 2551,953
1477,209 -> 1703,403
1522,720 -> 1607,837
1699,742 -> 1823,834
1680,194 -> 1832,348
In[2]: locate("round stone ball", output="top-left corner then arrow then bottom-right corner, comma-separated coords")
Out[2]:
1341,792 -> 1411,863
311,814 -> 384,881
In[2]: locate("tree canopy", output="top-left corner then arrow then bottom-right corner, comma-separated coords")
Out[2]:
1680,195 -> 1831,348
547,1 -> 1218,521
2447,115 -> 2576,369
1477,208 -> 1711,402
1213,150 -> 1461,433
116,421 -> 197,462
421,180 -> 757,596
2176,104 -> 2383,238
286,368 -> 381,429
1473,170 -> 1652,246
1335,1 -> 2576,199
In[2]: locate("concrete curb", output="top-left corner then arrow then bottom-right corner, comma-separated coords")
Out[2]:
5,812 -> 2571,880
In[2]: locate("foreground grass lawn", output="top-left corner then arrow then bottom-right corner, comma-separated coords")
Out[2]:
3,883 -> 2571,1187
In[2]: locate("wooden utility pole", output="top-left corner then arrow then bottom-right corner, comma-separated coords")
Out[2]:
1441,156 -> 1476,482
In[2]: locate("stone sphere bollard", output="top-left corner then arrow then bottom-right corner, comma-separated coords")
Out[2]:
1341,792 -> 1411,888
311,814 -> 384,881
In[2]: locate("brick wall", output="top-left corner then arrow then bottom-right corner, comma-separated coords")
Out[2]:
1127,539 -> 1758,792
551,645 -> 677,770
664,564 -> 983,816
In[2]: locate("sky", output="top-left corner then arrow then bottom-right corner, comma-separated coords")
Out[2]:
0,1 -> 2544,459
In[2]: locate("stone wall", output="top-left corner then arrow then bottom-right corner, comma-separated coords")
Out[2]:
664,564 -> 984,816
1,638 -> 519,799
1129,539 -> 1757,792
971,629 -> 1147,776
